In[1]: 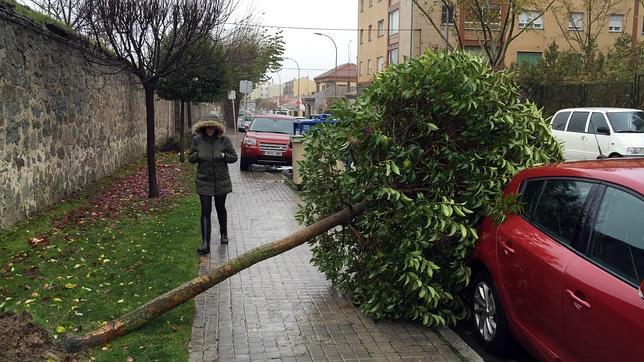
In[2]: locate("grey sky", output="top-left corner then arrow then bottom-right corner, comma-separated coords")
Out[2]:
231,0 -> 358,86
20,0 -> 357,86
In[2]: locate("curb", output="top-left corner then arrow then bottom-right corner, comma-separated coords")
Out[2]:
438,327 -> 484,362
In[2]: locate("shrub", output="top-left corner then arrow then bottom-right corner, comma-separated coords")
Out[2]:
297,51 -> 562,326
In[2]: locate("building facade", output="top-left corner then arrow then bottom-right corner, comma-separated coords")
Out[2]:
250,82 -> 282,100
358,0 -> 642,86
283,77 -> 316,97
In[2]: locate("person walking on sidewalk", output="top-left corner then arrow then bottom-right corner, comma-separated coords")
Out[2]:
188,118 -> 238,255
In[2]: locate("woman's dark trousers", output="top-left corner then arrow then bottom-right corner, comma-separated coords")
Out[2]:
198,194 -> 228,254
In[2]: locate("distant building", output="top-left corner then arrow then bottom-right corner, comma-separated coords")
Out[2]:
250,82 -> 281,100
358,0 -> 642,87
302,63 -> 358,115
283,77 -> 316,97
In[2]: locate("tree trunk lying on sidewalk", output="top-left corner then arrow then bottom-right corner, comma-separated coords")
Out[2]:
61,202 -> 368,353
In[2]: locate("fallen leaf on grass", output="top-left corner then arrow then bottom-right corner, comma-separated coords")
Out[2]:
56,326 -> 66,333
28,236 -> 49,247
64,283 -> 77,289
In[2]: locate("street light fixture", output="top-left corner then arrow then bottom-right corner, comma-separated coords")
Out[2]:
284,57 -> 301,98
314,32 -> 338,99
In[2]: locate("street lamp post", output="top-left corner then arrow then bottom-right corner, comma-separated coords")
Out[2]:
284,57 -> 301,98
314,32 -> 338,99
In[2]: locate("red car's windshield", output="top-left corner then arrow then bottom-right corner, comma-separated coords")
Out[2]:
250,118 -> 293,134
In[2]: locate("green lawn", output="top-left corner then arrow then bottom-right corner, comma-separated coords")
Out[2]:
0,153 -> 201,361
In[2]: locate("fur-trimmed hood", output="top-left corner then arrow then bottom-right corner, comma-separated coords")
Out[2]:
193,119 -> 225,135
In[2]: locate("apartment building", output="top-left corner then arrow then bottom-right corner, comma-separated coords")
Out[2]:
358,0 -> 642,86
283,77 -> 316,98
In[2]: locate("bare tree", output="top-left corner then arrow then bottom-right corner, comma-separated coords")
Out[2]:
28,0 -> 91,30
550,0 -> 628,72
80,0 -> 235,197
413,0 -> 556,69
219,18 -> 284,128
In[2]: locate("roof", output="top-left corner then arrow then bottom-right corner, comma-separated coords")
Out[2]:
253,114 -> 295,120
517,159 -> 644,194
314,63 -> 357,82
556,107 -> 642,113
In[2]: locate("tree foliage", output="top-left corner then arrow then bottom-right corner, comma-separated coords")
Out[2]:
156,38 -> 229,103
513,37 -> 644,89
220,23 -> 284,127
297,51 -> 563,326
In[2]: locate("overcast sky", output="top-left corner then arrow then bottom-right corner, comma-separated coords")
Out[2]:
20,0 -> 358,86
231,0 -> 358,86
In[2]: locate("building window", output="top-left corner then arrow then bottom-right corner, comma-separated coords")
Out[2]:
368,25 -> 373,41
367,59 -> 372,75
516,52 -> 542,65
377,56 -> 384,71
360,29 -> 364,44
608,14 -> 624,32
389,9 -> 399,35
369,0 -> 373,7
519,10 -> 543,29
377,19 -> 385,36
441,5 -> 454,25
360,0 -> 364,12
388,48 -> 398,65
359,61 -> 363,76
569,12 -> 583,31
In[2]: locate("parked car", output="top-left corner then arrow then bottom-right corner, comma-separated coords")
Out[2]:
470,159 -> 644,361
240,115 -> 295,171
551,107 -> 644,160
237,114 -> 253,132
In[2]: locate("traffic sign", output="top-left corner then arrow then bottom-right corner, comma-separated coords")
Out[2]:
239,80 -> 253,94
228,90 -> 236,100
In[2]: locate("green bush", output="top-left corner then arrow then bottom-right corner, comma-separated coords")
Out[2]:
297,51 -> 562,326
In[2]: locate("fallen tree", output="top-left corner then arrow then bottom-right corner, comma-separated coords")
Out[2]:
61,202 -> 367,352
60,51 -> 563,352
297,51 -> 563,326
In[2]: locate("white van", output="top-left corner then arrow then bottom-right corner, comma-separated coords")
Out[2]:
550,107 -> 644,160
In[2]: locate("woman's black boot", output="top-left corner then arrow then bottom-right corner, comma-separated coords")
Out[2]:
198,214 -> 211,255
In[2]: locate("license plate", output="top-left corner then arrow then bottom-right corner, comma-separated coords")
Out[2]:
263,151 -> 283,156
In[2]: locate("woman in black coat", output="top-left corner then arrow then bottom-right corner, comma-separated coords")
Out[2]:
188,119 -> 238,255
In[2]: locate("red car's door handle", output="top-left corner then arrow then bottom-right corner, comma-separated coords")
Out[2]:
500,240 -> 515,255
566,289 -> 591,310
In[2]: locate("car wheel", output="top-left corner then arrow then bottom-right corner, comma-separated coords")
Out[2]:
472,271 -> 514,355
240,158 -> 250,171
608,153 -> 622,158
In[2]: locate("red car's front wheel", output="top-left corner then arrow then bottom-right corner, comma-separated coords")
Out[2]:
472,271 -> 514,355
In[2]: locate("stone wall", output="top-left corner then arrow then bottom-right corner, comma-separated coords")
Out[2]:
0,9 -> 214,228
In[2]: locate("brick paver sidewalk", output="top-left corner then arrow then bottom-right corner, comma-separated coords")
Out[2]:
188,158 -> 465,361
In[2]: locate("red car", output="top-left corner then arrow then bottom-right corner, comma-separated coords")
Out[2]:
471,159 -> 644,361
240,115 -> 294,171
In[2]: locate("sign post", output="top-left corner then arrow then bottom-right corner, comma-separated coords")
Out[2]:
228,90 -> 236,137
239,80 -> 253,127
